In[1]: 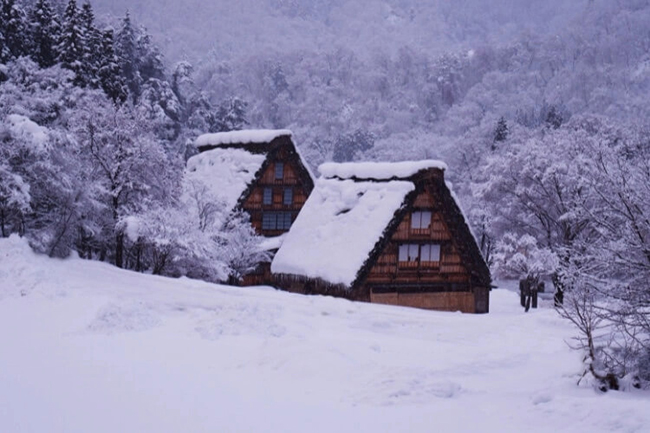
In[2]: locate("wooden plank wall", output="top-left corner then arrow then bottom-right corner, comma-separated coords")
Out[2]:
242,156 -> 311,236
366,191 -> 469,285
370,291 -> 476,313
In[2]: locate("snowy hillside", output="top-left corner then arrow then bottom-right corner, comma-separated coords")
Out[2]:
92,0 -> 584,63
1,236 -> 649,433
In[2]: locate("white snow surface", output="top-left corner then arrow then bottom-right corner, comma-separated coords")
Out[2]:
319,160 -> 448,180
195,129 -> 292,147
6,114 -> 49,150
185,147 -> 266,214
271,178 -> 414,286
2,237 -> 650,433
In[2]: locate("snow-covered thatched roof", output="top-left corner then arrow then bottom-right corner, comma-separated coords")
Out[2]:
195,129 -> 292,148
319,160 -> 447,180
185,147 -> 266,216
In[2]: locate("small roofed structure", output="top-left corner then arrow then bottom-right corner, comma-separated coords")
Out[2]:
271,160 -> 491,313
188,129 -> 315,237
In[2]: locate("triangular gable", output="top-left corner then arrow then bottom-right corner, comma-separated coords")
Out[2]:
187,130 -> 315,230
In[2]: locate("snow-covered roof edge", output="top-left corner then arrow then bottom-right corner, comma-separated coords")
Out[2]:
319,160 -> 447,180
195,129 -> 292,148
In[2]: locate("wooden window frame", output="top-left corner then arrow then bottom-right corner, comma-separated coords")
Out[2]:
283,187 -> 293,205
263,187 -> 272,205
398,243 -> 441,269
261,211 -> 293,231
410,210 -> 432,235
275,162 -> 284,180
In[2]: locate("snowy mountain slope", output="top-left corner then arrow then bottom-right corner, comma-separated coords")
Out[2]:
1,235 -> 649,433
92,0 -> 585,63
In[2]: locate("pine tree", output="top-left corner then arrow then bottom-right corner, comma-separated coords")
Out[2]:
492,116 -> 509,150
79,1 -> 101,87
97,28 -> 127,104
211,97 -> 249,132
57,0 -> 85,86
115,12 -> 141,101
1,0 -> 28,61
545,106 -> 563,129
28,0 -> 60,68
136,29 -> 165,82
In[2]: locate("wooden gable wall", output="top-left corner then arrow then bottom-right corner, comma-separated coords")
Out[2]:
365,190 -> 471,287
239,141 -> 313,237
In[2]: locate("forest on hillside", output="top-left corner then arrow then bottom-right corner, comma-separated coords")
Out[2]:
1,0 -> 649,390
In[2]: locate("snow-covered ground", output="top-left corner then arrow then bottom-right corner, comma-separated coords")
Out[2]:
1,236 -> 648,433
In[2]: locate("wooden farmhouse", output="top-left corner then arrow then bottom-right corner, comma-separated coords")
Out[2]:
188,129 -> 315,238
270,161 -> 492,313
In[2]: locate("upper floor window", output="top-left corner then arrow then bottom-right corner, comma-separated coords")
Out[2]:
398,243 -> 441,267
283,188 -> 293,205
263,187 -> 272,205
275,162 -> 284,180
411,211 -> 432,230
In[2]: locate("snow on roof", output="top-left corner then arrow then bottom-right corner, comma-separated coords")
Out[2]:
195,129 -> 292,148
271,177 -> 414,287
257,233 -> 287,252
185,147 -> 266,216
319,160 -> 447,180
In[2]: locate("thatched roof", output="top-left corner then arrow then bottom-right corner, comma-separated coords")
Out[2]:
272,160 -> 490,290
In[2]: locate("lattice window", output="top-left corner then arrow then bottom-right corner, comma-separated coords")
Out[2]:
275,162 -> 284,180
398,243 -> 441,268
263,187 -> 272,205
410,211 -> 432,232
283,188 -> 293,205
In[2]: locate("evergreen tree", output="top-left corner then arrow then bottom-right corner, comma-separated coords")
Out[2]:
545,106 -> 563,129
0,24 -> 8,63
79,1 -> 101,87
212,97 -> 249,132
28,0 -> 61,68
97,28 -> 127,104
332,129 -> 375,162
1,0 -> 28,61
115,12 -> 141,101
492,116 -> 509,150
136,28 -> 165,82
57,0 -> 85,86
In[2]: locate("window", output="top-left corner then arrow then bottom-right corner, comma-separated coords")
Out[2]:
275,162 -> 284,180
411,211 -> 432,229
261,212 -> 293,231
283,188 -> 293,205
399,244 -> 419,262
263,187 -> 272,205
420,244 -> 441,262
398,243 -> 441,267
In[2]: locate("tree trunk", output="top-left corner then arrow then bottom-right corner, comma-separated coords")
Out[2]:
0,209 -> 6,238
115,232 -> 124,268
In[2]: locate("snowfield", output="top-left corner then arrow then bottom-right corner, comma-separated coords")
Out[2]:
1,236 -> 649,433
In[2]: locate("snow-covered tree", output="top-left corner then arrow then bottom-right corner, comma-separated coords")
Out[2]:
28,0 -> 60,68
72,98 -> 178,267
0,0 -> 27,62
78,1 -> 101,88
212,96 -> 248,132
97,28 -> 127,104
115,11 -> 140,101
57,0 -> 85,86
